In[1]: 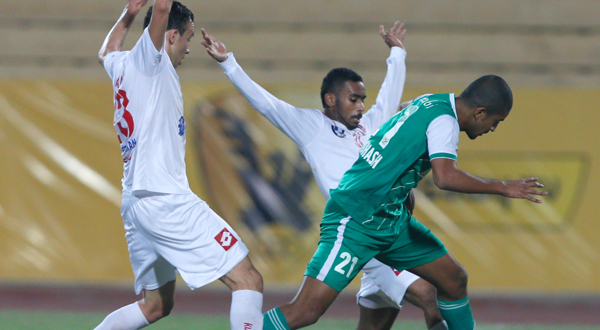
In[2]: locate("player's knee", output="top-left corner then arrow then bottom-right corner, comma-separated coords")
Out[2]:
445,264 -> 468,298
222,258 -> 264,292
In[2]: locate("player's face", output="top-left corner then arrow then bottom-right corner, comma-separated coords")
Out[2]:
171,21 -> 195,69
333,81 -> 366,130
466,111 -> 508,139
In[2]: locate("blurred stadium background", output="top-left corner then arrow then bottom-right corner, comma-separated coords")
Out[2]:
1,0 -> 599,328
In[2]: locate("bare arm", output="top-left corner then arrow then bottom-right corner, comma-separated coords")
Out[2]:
431,158 -> 548,203
98,0 -> 148,65
147,0 -> 173,51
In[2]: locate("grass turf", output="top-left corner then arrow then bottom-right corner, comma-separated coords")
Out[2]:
0,310 -> 597,330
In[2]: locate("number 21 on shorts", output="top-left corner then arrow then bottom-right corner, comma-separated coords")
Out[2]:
334,252 -> 358,278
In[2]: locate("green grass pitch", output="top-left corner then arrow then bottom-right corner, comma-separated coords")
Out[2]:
0,310 -> 597,330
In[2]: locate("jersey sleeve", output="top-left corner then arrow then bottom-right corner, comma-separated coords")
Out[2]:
362,47 -> 407,130
103,51 -> 127,80
219,53 -> 324,147
128,27 -> 166,77
426,114 -> 459,160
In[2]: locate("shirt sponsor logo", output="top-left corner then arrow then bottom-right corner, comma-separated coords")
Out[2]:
214,228 -> 238,251
359,141 -> 383,169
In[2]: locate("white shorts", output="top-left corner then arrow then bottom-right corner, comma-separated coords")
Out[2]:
121,191 -> 249,294
356,258 -> 420,309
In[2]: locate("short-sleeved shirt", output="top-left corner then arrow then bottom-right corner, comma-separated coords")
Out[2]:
330,93 -> 459,231
103,28 -> 191,195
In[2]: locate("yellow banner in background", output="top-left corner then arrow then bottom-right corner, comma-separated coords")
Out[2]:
0,80 -> 599,293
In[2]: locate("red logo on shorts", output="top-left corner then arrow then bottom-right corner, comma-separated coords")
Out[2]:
244,322 -> 253,330
215,228 -> 238,251
391,267 -> 403,276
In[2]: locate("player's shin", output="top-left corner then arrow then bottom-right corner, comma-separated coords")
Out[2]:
437,297 -> 475,330
231,290 -> 264,330
94,302 -> 149,330
264,307 -> 291,330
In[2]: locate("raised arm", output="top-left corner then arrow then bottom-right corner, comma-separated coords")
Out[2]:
98,0 -> 148,65
201,29 -> 323,147
431,158 -> 548,203
146,0 -> 173,51
365,22 -> 408,126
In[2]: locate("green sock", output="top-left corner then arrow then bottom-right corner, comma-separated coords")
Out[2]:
263,307 -> 291,330
437,297 -> 476,330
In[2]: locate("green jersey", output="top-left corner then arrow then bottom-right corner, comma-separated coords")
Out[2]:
330,93 -> 460,230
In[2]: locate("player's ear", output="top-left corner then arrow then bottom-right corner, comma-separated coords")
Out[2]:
324,92 -> 337,108
167,29 -> 178,45
474,107 -> 487,121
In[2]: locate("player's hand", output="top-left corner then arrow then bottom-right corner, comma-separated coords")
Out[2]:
380,21 -> 407,50
200,29 -> 228,62
126,0 -> 148,15
502,177 -> 548,203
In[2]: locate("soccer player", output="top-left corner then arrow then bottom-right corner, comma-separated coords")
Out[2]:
263,74 -> 547,330
202,23 -> 447,330
95,1 -> 264,329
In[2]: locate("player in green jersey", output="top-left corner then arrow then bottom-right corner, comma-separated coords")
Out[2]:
263,75 -> 548,330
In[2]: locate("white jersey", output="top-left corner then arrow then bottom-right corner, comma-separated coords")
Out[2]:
219,47 -> 406,199
104,28 -> 191,195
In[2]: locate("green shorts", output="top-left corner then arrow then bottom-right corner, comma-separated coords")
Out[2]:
305,199 -> 447,292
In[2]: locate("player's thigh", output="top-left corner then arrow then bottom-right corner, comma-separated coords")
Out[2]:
123,194 -> 177,295
305,214 -> 380,293
377,216 -> 447,272
135,193 -> 250,291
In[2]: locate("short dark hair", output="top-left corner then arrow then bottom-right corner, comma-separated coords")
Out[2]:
320,68 -> 363,108
143,1 -> 194,36
459,75 -> 513,116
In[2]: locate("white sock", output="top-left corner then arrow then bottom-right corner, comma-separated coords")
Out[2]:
430,320 -> 449,330
94,302 -> 150,330
230,290 -> 264,330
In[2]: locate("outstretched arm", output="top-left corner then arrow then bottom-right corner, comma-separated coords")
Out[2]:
200,29 -> 323,147
431,158 -> 548,203
366,22 -> 408,126
98,0 -> 148,65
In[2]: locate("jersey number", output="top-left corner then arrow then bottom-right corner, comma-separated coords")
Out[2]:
334,252 -> 358,278
379,104 -> 419,148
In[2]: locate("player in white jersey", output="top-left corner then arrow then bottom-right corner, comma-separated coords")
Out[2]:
95,1 -> 264,329
202,23 -> 446,330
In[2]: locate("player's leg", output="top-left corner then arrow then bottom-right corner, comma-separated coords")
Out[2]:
264,208 -> 379,330
403,279 -> 447,330
264,276 -> 340,329
408,253 -> 473,330
356,306 -> 399,330
220,255 -> 264,330
161,194 -> 264,330
357,259 -> 446,330
95,193 -> 178,330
